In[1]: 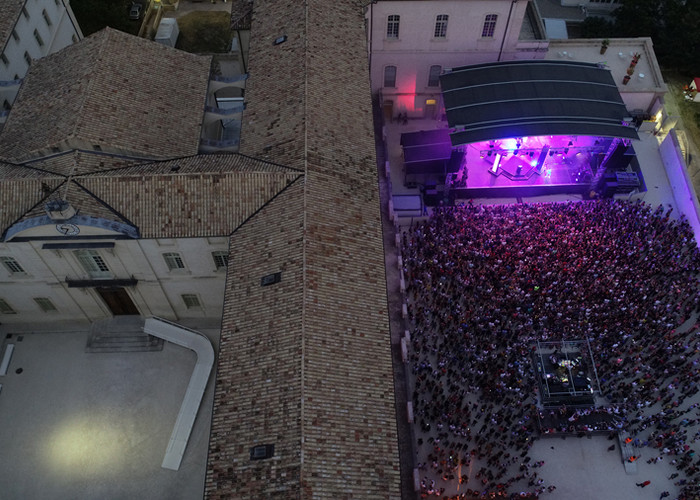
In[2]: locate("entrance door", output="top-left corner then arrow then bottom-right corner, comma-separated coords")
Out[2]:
383,100 -> 394,124
96,287 -> 139,316
424,99 -> 437,119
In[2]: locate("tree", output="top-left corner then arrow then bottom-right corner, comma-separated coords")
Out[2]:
70,0 -> 135,37
611,0 -> 700,75
580,16 -> 615,39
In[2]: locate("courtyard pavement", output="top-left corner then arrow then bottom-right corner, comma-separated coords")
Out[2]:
0,321 -> 219,500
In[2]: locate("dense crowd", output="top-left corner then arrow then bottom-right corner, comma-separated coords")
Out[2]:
401,199 -> 700,499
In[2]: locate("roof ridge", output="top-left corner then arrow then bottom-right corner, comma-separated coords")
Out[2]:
73,153 -> 305,177
0,178 -> 65,240
72,178 -> 138,228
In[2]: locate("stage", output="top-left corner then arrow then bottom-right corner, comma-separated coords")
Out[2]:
398,130 -> 643,202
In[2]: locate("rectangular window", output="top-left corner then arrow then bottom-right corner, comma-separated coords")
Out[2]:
387,15 -> 400,39
21,6 -> 29,19
75,249 -> 111,278
181,294 -> 201,309
434,15 -> 448,38
24,52 -> 32,66
0,298 -> 16,314
34,29 -> 44,47
212,251 -> 228,269
384,65 -> 397,88
428,65 -> 441,87
42,9 -> 52,26
34,297 -> 57,312
1,256 -> 25,274
482,14 -> 498,38
163,252 -> 185,270
11,29 -> 19,42
1,53 -> 8,66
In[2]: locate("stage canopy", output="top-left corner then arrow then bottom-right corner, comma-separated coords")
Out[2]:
440,60 -> 639,146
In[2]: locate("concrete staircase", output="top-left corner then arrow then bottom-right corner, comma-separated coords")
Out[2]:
85,316 -> 164,353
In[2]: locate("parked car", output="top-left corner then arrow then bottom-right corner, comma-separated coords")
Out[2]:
129,3 -> 142,20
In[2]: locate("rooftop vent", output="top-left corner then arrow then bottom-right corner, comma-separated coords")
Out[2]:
45,200 -> 76,221
250,444 -> 274,460
261,272 -> 282,287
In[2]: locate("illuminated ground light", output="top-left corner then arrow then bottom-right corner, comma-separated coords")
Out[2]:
46,414 -> 131,476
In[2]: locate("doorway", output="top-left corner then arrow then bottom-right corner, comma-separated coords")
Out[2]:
383,99 -> 394,124
424,99 -> 437,119
96,287 -> 140,316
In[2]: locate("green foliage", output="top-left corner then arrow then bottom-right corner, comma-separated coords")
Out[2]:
70,0 -> 137,36
175,12 -> 232,54
611,0 -> 700,76
580,17 -> 615,38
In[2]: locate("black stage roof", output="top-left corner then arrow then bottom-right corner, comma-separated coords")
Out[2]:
440,60 -> 639,146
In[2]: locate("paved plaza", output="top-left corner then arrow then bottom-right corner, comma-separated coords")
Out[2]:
0,322 -> 219,500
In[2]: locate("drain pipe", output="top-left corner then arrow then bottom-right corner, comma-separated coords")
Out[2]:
498,0 -> 518,62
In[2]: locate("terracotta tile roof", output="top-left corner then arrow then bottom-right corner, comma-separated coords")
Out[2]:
0,176 -> 62,234
0,27 -> 212,162
22,150 -> 145,176
0,152 -> 301,240
236,2 -> 307,170
20,179 -> 132,226
0,0 -> 23,52
82,152 -> 302,177
206,0 -> 401,498
206,180 -> 306,496
77,168 -> 301,238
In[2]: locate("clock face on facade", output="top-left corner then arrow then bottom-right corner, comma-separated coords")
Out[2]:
56,223 -> 80,236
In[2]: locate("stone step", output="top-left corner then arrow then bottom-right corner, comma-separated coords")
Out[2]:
86,333 -> 164,353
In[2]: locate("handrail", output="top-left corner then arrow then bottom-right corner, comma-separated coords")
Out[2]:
143,317 -> 215,470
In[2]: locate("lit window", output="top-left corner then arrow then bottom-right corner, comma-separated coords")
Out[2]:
34,297 -> 57,312
75,249 -> 111,278
434,15 -> 448,38
24,51 -> 32,66
387,15 -> 400,39
384,65 -> 396,88
482,14 -> 498,38
163,252 -> 185,270
428,65 -> 441,87
0,298 -> 16,314
1,256 -> 25,274
34,30 -> 44,47
212,251 -> 228,269
181,294 -> 201,309
42,9 -> 52,26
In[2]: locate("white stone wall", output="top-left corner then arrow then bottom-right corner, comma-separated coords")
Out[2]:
0,0 -> 82,108
0,229 -> 228,324
368,0 -> 533,117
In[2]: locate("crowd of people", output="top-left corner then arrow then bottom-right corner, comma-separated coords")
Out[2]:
401,199 -> 700,499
